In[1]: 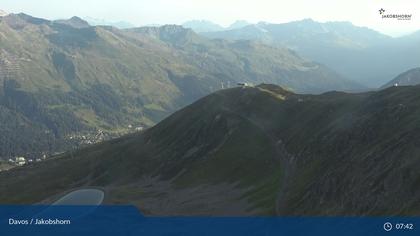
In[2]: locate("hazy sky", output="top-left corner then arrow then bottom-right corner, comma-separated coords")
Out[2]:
1,0 -> 420,36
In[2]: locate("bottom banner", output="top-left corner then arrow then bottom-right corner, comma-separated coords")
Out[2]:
0,206 -> 418,236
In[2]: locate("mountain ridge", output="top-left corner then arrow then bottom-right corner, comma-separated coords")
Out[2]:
55,16 -> 90,28
182,20 -> 224,33
203,19 -> 420,87
0,13 -> 360,158
83,16 -> 135,29
381,67 -> 420,88
1,84 -> 420,216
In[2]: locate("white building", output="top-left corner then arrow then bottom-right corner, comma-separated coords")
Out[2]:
15,157 -> 26,166
237,82 -> 253,87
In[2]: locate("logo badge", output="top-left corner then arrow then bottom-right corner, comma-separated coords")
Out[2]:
379,8 -> 385,15
379,8 -> 412,21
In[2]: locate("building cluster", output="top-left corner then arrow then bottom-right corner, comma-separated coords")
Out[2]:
8,154 -> 47,166
130,125 -> 144,132
2,126 -> 147,170
68,129 -> 109,145
237,82 -> 254,87
67,126 -> 145,146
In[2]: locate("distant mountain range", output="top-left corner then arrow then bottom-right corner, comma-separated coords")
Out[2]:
203,19 -> 420,87
1,84 -> 420,216
182,20 -> 251,33
0,13 -> 358,158
83,16 -> 135,29
227,20 -> 250,30
381,67 -> 420,89
182,20 -> 224,33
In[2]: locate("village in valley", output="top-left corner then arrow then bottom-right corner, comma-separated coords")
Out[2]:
0,124 -> 146,172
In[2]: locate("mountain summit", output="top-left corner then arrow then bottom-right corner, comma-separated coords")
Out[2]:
1,84 -> 420,216
54,16 -> 90,28
182,20 -> 224,32
227,20 -> 251,30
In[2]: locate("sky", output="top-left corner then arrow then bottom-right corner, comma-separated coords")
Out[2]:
1,0 -> 420,36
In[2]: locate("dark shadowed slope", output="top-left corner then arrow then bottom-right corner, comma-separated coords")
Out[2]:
1,84 -> 420,216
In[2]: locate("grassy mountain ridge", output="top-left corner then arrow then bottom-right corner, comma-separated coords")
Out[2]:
1,84 -> 420,216
0,13 -> 360,158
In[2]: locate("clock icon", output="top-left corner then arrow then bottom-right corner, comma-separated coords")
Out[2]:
384,222 -> 393,232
